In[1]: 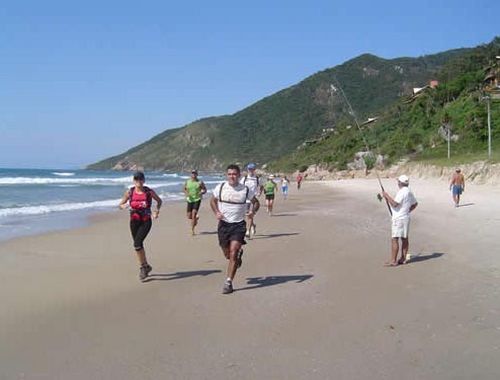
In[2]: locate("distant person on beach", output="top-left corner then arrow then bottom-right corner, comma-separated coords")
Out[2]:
240,163 -> 262,238
296,173 -> 304,190
281,175 -> 289,200
449,168 -> 465,207
119,171 -> 162,281
211,164 -> 260,294
184,169 -> 207,235
381,175 -> 418,267
263,175 -> 278,215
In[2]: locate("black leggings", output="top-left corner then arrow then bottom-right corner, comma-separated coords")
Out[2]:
130,219 -> 152,251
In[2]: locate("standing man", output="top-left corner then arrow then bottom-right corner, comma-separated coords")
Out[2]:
382,175 -> 418,266
241,163 -> 262,238
263,174 -> 278,215
449,168 -> 465,208
211,164 -> 260,294
184,169 -> 207,235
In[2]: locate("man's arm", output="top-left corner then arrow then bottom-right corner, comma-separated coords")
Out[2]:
410,202 -> 418,212
201,181 -> 207,195
210,195 -> 223,220
382,191 -> 399,208
249,196 -> 260,215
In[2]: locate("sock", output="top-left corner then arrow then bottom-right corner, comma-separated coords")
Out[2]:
226,277 -> 232,283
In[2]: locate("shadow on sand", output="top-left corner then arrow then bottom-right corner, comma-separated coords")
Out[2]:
271,213 -> 298,217
407,252 -> 444,264
144,269 -> 221,282
457,203 -> 475,208
252,232 -> 300,240
198,231 -> 218,235
236,274 -> 313,292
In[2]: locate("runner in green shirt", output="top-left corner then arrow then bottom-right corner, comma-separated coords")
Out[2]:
184,169 -> 207,235
263,175 -> 278,215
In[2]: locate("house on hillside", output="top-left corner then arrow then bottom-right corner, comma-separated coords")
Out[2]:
484,57 -> 500,99
404,80 -> 439,103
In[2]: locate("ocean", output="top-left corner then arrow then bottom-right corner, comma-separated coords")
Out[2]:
0,168 -> 223,241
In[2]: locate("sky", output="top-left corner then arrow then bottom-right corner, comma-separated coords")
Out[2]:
1,0 -> 499,169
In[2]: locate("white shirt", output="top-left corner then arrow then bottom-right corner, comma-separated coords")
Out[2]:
213,182 -> 256,223
240,174 -> 260,194
391,186 -> 417,221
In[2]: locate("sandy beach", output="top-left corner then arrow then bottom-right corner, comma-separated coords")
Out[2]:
1,178 -> 499,379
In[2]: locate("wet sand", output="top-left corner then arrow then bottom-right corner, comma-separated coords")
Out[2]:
1,179 -> 499,379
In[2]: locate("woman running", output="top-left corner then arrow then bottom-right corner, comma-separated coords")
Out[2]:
119,171 -> 162,282
281,175 -> 289,200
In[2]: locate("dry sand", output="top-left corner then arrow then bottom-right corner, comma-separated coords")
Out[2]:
1,179 -> 499,379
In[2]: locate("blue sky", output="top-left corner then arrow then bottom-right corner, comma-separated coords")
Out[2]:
1,0 -> 498,169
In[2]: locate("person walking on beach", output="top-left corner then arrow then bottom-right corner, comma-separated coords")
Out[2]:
240,163 -> 262,238
211,164 -> 260,294
449,168 -> 465,208
381,175 -> 418,266
296,173 -> 304,190
263,174 -> 278,215
281,175 -> 289,200
119,171 -> 162,281
184,169 -> 207,235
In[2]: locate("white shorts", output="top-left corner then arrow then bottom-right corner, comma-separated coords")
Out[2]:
391,218 -> 410,238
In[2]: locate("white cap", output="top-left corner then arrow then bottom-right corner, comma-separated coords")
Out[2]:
398,175 -> 409,184
269,174 -> 275,179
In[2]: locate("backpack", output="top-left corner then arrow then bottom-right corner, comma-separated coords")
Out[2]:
218,182 -> 250,204
129,186 -> 153,216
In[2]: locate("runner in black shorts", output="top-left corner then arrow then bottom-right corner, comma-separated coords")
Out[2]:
210,164 -> 260,294
184,170 -> 207,235
119,171 -> 162,282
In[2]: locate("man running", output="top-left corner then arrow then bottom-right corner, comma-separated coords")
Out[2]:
263,174 -> 278,215
296,173 -> 304,190
184,169 -> 207,235
211,164 -> 260,294
382,175 -> 418,266
240,163 -> 262,238
119,171 -> 162,281
449,168 -> 465,207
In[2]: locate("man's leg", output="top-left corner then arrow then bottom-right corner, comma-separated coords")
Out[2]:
385,238 -> 399,266
227,240 -> 242,281
401,238 -> 409,263
191,209 -> 198,234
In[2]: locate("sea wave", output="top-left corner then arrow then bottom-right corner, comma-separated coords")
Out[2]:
52,172 -> 75,176
0,192 -> 185,218
0,176 -> 133,186
0,199 -> 122,217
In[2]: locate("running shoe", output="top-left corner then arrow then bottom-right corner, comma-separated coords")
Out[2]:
139,264 -> 152,281
236,249 -> 244,268
245,229 -> 250,238
222,281 -> 233,294
251,223 -> 256,236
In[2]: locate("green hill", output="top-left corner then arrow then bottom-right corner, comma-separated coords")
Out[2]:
270,37 -> 500,172
88,42 -> 489,172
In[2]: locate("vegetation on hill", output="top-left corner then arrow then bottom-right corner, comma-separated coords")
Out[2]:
88,44 -> 472,171
269,37 -> 500,172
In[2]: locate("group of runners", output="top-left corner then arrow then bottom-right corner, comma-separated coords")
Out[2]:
118,163 -> 292,293
117,164 -> 466,289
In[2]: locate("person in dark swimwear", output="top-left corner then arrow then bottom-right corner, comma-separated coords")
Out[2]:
119,171 -> 162,281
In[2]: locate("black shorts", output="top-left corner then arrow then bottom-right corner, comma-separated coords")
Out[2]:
187,200 -> 201,213
265,194 -> 275,200
217,220 -> 247,248
130,218 -> 152,251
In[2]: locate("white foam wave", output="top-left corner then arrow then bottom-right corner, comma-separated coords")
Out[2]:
0,193 -> 185,218
0,176 -> 133,186
0,199 -> 122,218
52,172 -> 75,177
